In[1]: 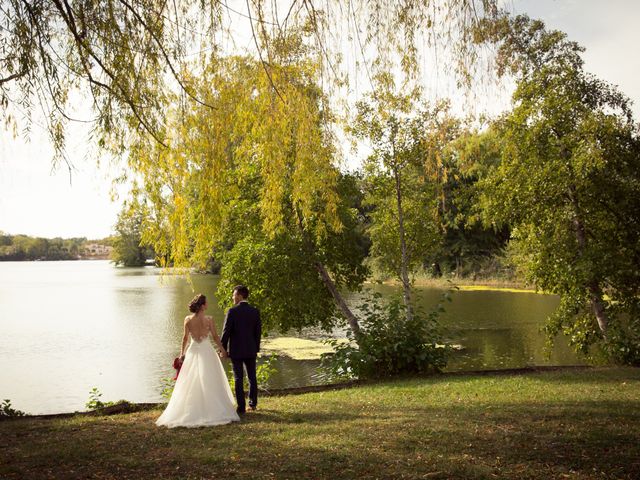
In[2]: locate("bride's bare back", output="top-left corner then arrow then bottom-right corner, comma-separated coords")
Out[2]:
179,294 -> 227,359
185,313 -> 213,342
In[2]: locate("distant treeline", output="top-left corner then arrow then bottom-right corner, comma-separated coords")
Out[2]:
0,234 -> 114,261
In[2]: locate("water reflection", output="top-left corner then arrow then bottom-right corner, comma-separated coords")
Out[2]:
0,261 -> 580,414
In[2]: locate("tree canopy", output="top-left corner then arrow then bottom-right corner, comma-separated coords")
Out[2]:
475,14 -> 640,363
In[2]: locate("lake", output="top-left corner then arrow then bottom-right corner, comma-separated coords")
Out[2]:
0,261 -> 580,414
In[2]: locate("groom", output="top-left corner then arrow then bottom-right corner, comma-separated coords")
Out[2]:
221,285 -> 262,414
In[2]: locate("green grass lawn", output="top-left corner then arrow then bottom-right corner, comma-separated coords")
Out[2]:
1,367 -> 639,479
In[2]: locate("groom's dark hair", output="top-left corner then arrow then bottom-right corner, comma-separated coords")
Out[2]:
233,285 -> 249,299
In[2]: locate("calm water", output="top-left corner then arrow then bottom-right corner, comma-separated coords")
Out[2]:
0,261 -> 579,414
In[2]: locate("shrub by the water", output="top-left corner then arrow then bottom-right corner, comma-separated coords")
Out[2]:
321,292 -> 451,379
85,387 -> 131,413
0,399 -> 26,419
603,310 -> 640,366
228,353 -> 279,393
545,300 -> 640,366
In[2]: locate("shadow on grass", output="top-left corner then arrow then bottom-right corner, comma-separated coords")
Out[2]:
2,397 -> 639,480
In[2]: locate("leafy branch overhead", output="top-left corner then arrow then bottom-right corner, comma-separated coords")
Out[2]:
1,0 -> 498,164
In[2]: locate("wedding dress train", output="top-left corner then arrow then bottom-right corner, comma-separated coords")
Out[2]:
156,335 -> 240,428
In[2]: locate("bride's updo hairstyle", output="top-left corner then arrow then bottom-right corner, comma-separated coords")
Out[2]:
188,294 -> 207,313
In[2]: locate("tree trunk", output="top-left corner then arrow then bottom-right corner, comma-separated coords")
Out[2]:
295,209 -> 361,339
570,187 -> 609,336
393,165 -> 414,322
588,281 -> 608,334
315,261 -> 361,337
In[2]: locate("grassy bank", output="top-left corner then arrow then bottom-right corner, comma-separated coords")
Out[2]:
371,275 -> 538,293
2,368 -> 639,479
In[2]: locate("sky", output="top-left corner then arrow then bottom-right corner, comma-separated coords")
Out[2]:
1,0 -> 639,240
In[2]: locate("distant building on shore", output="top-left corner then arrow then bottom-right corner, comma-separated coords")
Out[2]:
82,243 -> 113,258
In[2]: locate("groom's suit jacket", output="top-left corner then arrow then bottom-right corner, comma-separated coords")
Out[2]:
221,301 -> 261,359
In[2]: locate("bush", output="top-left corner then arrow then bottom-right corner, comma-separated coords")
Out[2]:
228,353 -> 279,393
604,309 -> 640,366
85,387 -> 130,413
159,377 -> 176,402
321,291 -> 451,380
545,297 -> 640,367
0,399 -> 26,419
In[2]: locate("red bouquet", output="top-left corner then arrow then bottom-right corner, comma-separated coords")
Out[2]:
173,356 -> 184,380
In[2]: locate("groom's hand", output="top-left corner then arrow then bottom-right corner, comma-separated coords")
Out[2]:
219,350 -> 229,359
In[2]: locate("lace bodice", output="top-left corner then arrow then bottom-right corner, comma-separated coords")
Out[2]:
190,332 -> 210,343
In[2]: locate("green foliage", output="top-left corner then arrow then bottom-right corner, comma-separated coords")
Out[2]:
85,387 -> 130,412
215,168 -> 369,332
159,377 -> 176,402
228,353 -> 279,393
0,234 -> 87,261
544,298 -> 640,366
0,399 -> 26,419
321,292 -> 450,379
0,0 -> 222,161
111,197 -> 153,267
131,51 -> 345,270
604,314 -> 640,366
435,130 -> 511,277
85,387 -> 111,411
353,98 -> 446,281
256,354 -> 279,390
477,14 -> 640,363
130,49 -> 368,334
217,237 -> 336,333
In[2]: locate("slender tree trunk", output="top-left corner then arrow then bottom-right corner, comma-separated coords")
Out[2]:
569,187 -> 609,335
295,210 -> 361,338
315,261 -> 361,336
393,165 -> 413,322
588,281 -> 608,334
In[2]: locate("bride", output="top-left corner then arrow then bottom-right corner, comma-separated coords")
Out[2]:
156,294 -> 240,427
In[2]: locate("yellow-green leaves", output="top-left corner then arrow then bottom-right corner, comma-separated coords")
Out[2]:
127,52 -> 343,269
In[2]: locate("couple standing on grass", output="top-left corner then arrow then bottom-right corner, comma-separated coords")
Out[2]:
156,285 -> 261,428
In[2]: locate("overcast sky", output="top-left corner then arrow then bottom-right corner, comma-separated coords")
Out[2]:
1,0 -> 639,239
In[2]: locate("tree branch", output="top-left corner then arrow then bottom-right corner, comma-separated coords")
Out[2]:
117,0 -> 218,111
47,0 -> 168,147
0,69 -> 27,85
246,0 -> 286,104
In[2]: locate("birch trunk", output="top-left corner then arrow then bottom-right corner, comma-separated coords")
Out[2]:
393,165 -> 414,322
315,261 -> 361,336
570,186 -> 609,335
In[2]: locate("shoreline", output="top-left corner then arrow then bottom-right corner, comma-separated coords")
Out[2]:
370,276 -> 543,294
0,256 -> 112,262
10,365 -> 596,420
1,261 -> 541,293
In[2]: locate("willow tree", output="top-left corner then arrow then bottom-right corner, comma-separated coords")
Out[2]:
476,15 -> 640,363
1,0 -> 498,165
127,41 -> 368,334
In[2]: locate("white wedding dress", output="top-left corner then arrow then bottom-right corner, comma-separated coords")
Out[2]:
156,334 -> 240,428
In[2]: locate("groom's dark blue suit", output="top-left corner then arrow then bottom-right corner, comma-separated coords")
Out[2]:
221,301 -> 261,413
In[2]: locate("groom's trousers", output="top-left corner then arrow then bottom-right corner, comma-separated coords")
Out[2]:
231,357 -> 257,412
